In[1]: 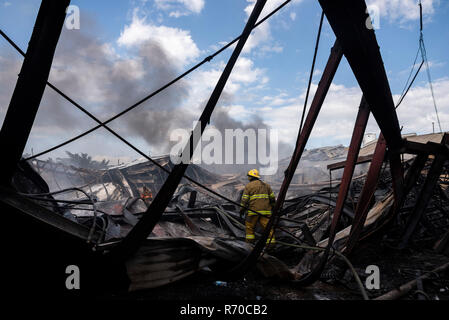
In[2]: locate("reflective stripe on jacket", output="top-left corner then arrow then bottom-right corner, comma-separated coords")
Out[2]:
240,179 -> 276,216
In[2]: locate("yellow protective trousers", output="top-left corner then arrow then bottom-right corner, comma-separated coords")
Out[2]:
245,215 -> 276,244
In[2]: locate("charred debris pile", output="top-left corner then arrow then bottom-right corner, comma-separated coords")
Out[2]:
6,142 -> 449,299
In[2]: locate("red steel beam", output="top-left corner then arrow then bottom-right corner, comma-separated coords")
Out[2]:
389,152 -> 405,211
228,41 -> 344,278
274,41 -> 343,212
344,134 -> 387,255
293,96 -> 370,284
327,97 -> 370,247
327,154 -> 374,171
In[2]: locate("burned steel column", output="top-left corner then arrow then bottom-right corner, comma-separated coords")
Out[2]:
399,133 -> 449,248
389,152 -> 405,210
354,147 -> 429,248
293,96 -> 370,284
111,0 -> 268,260
326,97 -> 370,250
0,0 -> 70,185
318,0 -> 403,152
344,134 -> 387,255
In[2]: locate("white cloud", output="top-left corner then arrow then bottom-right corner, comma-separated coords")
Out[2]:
243,0 -> 303,54
395,77 -> 449,134
230,57 -> 265,84
245,78 -> 449,147
155,0 -> 205,17
0,56 -> 21,125
225,104 -> 254,120
183,56 -> 268,114
117,12 -> 200,69
259,44 -> 284,55
243,18 -> 270,54
366,0 -> 437,24
258,92 -> 296,107
290,12 -> 297,21
244,0 -> 303,22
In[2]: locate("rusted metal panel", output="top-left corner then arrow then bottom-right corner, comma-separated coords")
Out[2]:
0,0 -> 71,185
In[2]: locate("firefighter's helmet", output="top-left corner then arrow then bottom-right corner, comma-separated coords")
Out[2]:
247,169 -> 260,179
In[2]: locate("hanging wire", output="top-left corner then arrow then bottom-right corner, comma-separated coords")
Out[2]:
420,35 -> 442,132
395,44 -> 422,109
299,10 -> 325,134
395,60 -> 424,109
416,0 -> 441,131
394,0 -> 442,136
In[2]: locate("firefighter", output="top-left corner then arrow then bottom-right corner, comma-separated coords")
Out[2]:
239,169 -> 276,245
141,186 -> 153,205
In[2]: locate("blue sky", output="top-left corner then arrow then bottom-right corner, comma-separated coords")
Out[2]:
0,0 -> 448,164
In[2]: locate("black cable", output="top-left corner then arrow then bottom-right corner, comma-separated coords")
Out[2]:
416,0 -> 441,132
395,0 -> 442,136
419,1 -> 423,31
420,36 -> 442,132
24,196 -> 93,205
299,10 -> 324,134
394,1 -> 422,110
395,60 -> 424,109
38,202 -> 109,216
396,45 -> 421,107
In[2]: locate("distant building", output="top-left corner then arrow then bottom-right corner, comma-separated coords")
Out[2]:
362,133 -> 376,147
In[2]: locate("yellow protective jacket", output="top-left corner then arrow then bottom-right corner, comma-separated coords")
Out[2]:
240,179 -> 276,216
